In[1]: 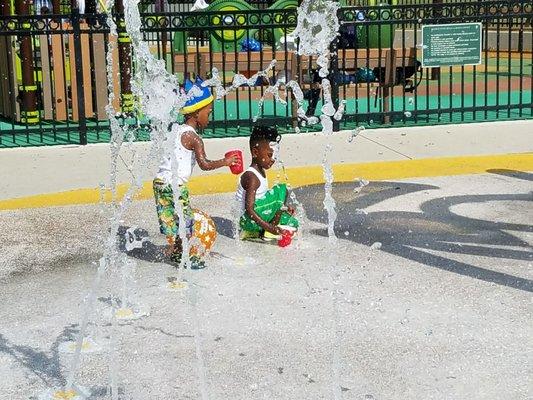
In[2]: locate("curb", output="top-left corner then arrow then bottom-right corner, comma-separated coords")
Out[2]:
0,153 -> 531,211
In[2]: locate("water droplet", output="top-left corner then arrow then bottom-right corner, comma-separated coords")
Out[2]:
347,125 -> 365,143
307,116 -> 319,125
370,242 -> 382,250
353,178 -> 369,194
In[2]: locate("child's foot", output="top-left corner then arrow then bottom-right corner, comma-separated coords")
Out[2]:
170,251 -> 182,264
189,255 -> 206,270
262,230 -> 281,241
169,252 -> 206,269
239,230 -> 261,241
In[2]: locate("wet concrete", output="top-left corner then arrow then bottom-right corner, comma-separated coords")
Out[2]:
1,171 -> 531,399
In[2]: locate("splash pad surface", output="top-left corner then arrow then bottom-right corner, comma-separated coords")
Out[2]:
0,172 -> 531,399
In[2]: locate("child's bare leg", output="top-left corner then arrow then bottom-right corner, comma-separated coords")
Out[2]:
164,236 -> 174,255
173,236 -> 183,254
168,235 -> 183,263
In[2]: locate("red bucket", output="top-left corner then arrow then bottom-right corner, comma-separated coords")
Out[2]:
225,150 -> 243,175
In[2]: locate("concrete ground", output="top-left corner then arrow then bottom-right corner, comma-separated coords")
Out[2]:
0,121 -> 532,400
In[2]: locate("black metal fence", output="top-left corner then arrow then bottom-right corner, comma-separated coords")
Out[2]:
338,1 -> 533,128
0,0 -> 531,147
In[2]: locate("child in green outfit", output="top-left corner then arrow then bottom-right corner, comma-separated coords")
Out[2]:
236,125 -> 299,240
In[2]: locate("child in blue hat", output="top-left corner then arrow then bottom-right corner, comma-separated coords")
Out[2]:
153,77 -> 241,268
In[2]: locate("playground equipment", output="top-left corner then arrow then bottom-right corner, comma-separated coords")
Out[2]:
265,0 -> 298,48
171,0 -> 398,55
173,0 -> 299,55
208,0 -> 257,52
0,0 -> 126,126
0,0 -> 402,126
0,22 -> 119,123
0,0 -> 39,124
172,0 -> 258,54
365,0 -> 398,48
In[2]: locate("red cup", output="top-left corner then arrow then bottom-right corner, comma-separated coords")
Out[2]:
225,150 -> 243,175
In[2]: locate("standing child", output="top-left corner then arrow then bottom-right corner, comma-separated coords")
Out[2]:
154,76 -> 241,267
236,125 -> 299,240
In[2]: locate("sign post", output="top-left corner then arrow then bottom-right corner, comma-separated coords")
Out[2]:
421,22 -> 483,68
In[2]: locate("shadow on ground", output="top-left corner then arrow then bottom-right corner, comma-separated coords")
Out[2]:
0,326 -> 112,399
117,215 -> 236,266
115,170 -> 532,291
117,226 -> 167,264
295,171 -> 533,292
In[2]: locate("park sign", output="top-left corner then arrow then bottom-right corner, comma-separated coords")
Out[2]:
421,23 -> 482,68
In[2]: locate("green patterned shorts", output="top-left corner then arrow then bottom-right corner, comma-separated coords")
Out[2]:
153,178 -> 193,238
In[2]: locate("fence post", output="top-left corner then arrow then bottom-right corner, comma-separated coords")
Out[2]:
115,0 -> 134,115
0,0 -> 9,15
15,0 -> 39,125
71,6 -> 88,145
430,0 -> 442,80
330,33 -> 340,132
52,0 -> 61,13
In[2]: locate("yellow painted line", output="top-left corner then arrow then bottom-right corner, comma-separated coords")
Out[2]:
0,153 -> 531,211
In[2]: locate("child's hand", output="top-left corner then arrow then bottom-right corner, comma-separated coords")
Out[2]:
225,153 -> 241,167
279,228 -> 293,237
280,205 -> 296,216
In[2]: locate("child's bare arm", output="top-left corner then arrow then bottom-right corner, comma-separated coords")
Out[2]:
242,172 -> 281,235
182,131 -> 239,171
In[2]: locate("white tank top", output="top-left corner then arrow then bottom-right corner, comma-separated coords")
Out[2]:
235,167 -> 269,213
156,124 -> 196,185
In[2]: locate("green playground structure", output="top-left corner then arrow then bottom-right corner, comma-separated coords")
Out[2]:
172,0 -> 400,54
173,0 -> 297,54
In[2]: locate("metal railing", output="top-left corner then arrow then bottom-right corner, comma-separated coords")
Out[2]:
0,0 -> 531,147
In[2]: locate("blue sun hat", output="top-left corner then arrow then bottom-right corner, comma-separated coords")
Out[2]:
180,76 -> 214,115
